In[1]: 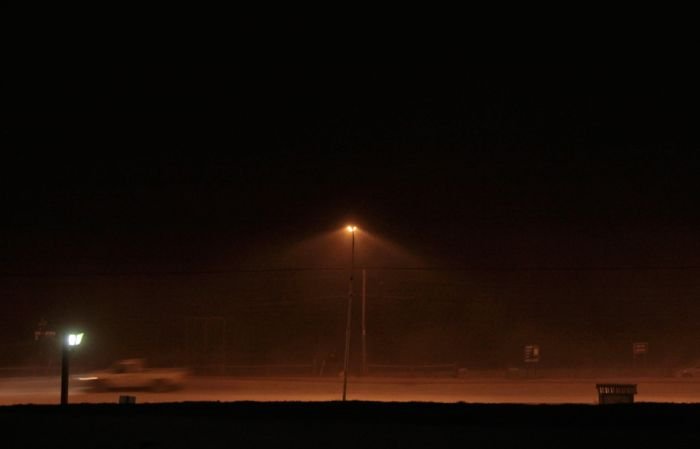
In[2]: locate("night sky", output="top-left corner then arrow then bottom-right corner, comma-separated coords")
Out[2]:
3,66 -> 700,369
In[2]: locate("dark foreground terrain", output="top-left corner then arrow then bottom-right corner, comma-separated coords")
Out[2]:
2,401 -> 700,448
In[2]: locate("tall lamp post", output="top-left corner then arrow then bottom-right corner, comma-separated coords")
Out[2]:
61,332 -> 84,405
342,225 -> 356,401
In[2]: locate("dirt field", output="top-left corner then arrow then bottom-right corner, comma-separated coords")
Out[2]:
3,375 -> 700,405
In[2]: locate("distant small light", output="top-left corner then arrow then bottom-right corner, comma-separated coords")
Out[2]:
78,376 -> 99,381
346,226 -> 357,233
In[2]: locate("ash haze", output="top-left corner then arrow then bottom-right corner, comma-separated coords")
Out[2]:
2,65 -> 700,403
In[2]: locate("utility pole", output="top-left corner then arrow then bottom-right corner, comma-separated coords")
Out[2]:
361,268 -> 367,376
222,319 -> 227,376
60,343 -> 70,405
342,227 -> 355,401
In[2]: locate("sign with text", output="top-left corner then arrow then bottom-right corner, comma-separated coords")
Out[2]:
632,342 -> 648,356
524,345 -> 540,363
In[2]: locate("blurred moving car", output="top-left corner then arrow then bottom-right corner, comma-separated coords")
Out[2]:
78,358 -> 189,392
675,362 -> 700,378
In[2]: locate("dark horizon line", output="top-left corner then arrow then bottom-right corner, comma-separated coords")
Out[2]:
3,265 -> 700,278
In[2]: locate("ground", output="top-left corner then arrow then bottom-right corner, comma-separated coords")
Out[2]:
3,376 -> 700,448
2,401 -> 700,448
3,375 -> 700,405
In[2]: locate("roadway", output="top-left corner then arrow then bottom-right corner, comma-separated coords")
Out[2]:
3,375 -> 700,405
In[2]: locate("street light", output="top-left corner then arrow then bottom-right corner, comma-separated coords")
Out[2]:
61,332 -> 84,405
342,225 -> 356,401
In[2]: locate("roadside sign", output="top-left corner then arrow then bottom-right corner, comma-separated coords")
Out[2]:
34,330 -> 56,341
632,342 -> 648,356
524,344 -> 540,363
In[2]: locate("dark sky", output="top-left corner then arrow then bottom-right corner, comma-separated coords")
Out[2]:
4,66 -> 699,269
3,65 -> 700,366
